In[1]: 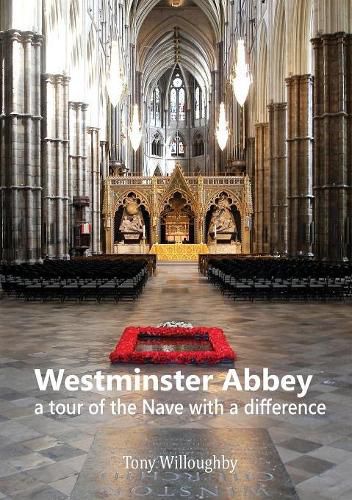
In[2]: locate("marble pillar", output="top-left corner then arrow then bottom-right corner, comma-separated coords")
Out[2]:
312,33 -> 352,261
41,74 -> 70,259
0,30 -> 42,263
254,123 -> 270,254
286,75 -> 314,257
268,103 -> 288,255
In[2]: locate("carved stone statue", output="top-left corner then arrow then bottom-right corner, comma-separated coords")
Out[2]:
119,214 -> 143,234
119,195 -> 144,240
208,194 -> 238,241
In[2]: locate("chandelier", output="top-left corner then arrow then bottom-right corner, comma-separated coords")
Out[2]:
216,102 -> 229,151
232,39 -> 252,107
106,41 -> 125,107
130,104 -> 142,151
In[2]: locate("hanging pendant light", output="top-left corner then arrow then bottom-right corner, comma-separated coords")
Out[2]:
106,41 -> 124,107
232,39 -> 252,107
130,104 -> 142,151
216,102 -> 229,151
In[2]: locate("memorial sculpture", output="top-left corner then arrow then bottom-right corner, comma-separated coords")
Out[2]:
208,194 -> 238,242
119,195 -> 144,241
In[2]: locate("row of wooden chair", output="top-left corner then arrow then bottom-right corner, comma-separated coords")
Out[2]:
207,258 -> 352,301
1,259 -> 149,302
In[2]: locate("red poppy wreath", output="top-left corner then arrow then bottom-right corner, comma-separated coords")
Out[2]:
109,326 -> 236,365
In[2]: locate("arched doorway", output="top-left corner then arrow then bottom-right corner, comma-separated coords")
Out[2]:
160,191 -> 195,244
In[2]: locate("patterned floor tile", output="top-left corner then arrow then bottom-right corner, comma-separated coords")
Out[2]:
0,263 -> 351,498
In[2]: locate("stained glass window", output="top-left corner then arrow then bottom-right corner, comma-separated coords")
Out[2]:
173,76 -> 182,88
195,86 -> 200,120
170,131 -> 185,157
155,88 -> 160,122
202,90 -> 206,119
179,88 -> 185,121
170,88 -> 177,122
169,71 -> 186,122
170,137 -> 177,155
151,87 -> 161,125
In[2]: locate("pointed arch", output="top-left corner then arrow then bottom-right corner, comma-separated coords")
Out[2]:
153,165 -> 163,176
288,0 -> 313,75
272,0 -> 287,103
151,132 -> 163,157
127,0 -> 223,43
193,132 -> 204,157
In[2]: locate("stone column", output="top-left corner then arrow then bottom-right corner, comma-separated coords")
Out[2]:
312,33 -> 352,261
100,140 -> 109,179
246,137 -> 255,179
41,74 -> 70,259
286,75 -> 314,257
0,30 -> 42,263
87,127 -> 101,254
254,123 -> 270,253
268,103 -> 288,255
68,102 -> 90,254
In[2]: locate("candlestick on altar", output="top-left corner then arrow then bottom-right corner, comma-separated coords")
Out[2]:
142,225 -> 146,239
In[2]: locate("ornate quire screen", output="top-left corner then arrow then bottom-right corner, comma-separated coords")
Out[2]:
102,164 -> 253,253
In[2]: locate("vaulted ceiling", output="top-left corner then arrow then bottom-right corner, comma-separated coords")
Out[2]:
127,0 -> 223,39
126,0 -> 224,99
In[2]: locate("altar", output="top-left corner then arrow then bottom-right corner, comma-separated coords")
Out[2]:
150,243 -> 209,261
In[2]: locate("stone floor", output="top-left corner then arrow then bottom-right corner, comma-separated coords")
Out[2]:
0,263 -> 351,499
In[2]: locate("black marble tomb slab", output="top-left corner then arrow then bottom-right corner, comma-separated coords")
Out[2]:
71,428 -> 298,499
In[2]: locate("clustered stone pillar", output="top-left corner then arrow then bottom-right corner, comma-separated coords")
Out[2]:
312,33 -> 352,261
0,30 -> 42,263
254,123 -> 270,253
87,127 -> 101,254
268,103 -> 288,255
41,74 -> 70,259
68,102 -> 90,253
286,75 -> 314,256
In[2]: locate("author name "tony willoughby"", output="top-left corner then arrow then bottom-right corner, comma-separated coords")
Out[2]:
122,455 -> 238,474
